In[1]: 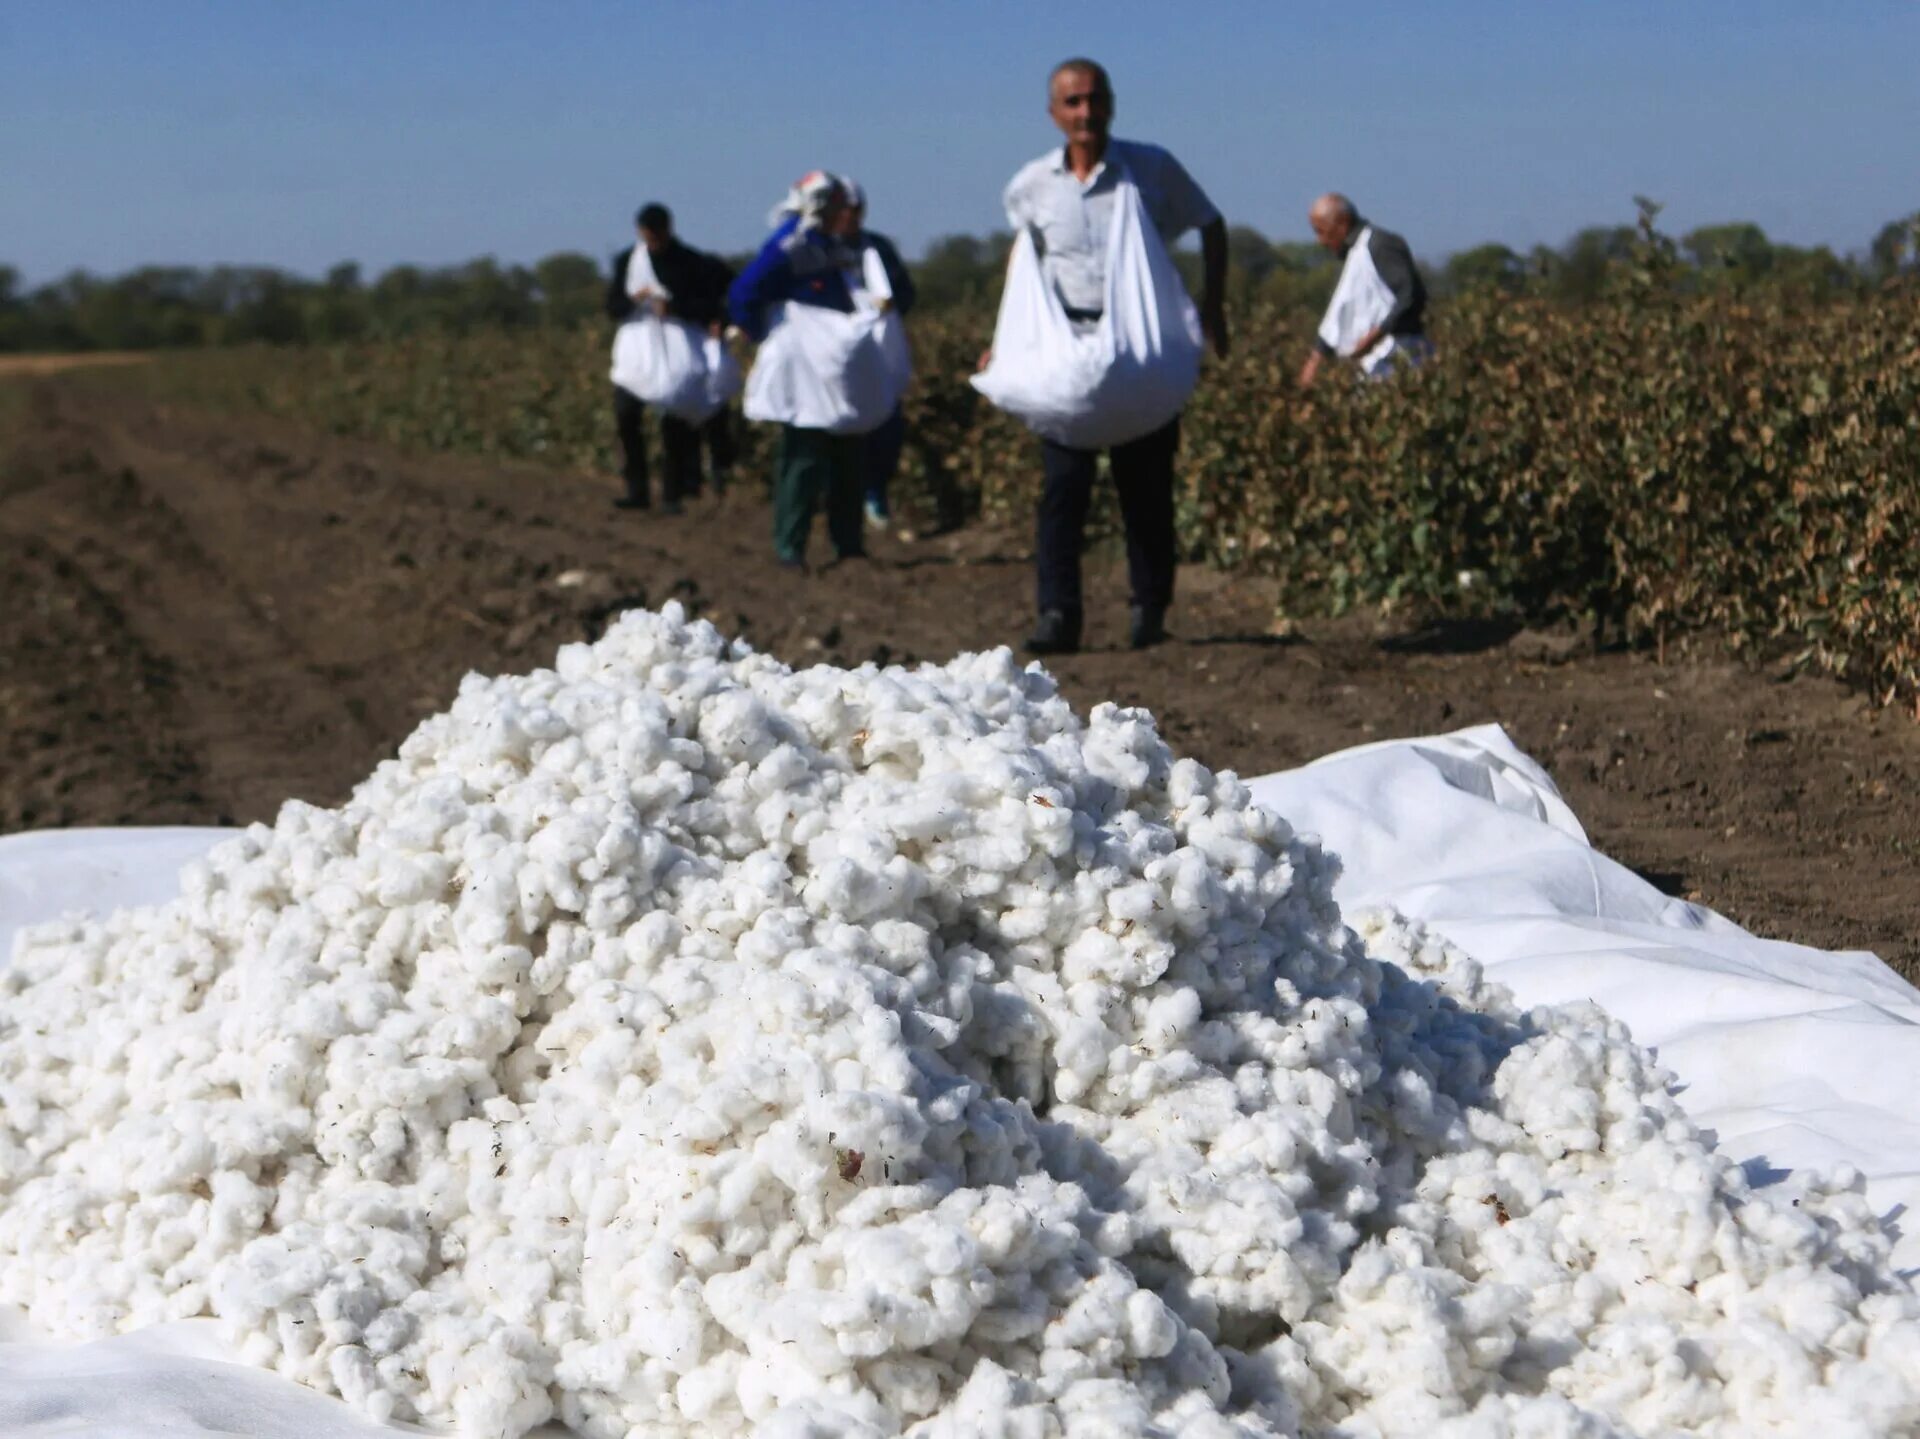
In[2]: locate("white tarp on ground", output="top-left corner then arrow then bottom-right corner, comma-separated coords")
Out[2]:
2,723 -> 1915,1436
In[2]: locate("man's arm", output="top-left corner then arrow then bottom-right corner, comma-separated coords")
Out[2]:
1152,146 -> 1228,357
687,249 -> 741,329
1199,216 -> 1229,358
652,247 -> 720,328
1299,335 -> 1336,390
670,290 -> 722,327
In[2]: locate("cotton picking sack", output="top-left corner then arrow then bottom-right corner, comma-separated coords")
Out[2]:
742,299 -> 896,435
702,332 -> 742,413
1317,225 -> 1412,377
972,172 -> 1203,450
857,242 -> 913,400
608,247 -> 718,421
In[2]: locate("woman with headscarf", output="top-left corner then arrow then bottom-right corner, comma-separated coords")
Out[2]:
729,172 -> 892,569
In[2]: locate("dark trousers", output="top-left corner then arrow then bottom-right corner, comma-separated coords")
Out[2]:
612,386 -> 736,505
774,426 -> 865,564
1036,416 -> 1181,617
613,385 -> 652,503
864,404 -> 906,512
674,408 -> 736,488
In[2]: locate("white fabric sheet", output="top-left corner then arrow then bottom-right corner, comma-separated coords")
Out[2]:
3,723 -> 1916,1435
1246,726 -> 1920,1226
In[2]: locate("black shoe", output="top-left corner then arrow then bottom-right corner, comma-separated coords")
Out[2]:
709,467 -> 731,496
659,498 -> 684,516
1130,606 -> 1168,650
613,496 -> 649,511
1025,609 -> 1082,656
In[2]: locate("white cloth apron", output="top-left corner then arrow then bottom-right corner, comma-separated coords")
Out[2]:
972,169 -> 1203,451
1316,226 -> 1409,377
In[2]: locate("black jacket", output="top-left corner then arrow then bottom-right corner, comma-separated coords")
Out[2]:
604,240 -> 736,326
859,231 -> 917,317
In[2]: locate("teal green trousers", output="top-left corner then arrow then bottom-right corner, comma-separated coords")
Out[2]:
774,426 -> 866,565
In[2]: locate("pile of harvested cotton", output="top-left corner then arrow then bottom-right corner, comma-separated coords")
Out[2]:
2,604 -> 1914,1437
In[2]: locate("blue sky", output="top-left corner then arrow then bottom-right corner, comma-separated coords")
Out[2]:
3,2 -> 1915,283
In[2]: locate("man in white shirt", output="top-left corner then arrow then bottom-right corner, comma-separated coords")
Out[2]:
999,58 -> 1229,654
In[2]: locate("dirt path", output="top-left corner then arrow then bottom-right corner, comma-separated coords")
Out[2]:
5,377 -> 1918,975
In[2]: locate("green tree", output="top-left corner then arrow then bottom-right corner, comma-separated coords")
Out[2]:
1442,243 -> 1526,295
911,233 -> 1014,312
1253,240 -> 1336,313
534,252 -> 603,328
1552,224 -> 1636,302
1769,244 -> 1855,302
1682,222 -> 1774,290
1223,224 -> 1278,303
0,264 -> 23,350
1870,214 -> 1919,279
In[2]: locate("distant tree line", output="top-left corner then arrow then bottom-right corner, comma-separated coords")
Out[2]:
0,255 -> 609,352
3,207 -> 1915,354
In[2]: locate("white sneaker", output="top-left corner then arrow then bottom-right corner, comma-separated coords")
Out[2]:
864,498 -> 889,529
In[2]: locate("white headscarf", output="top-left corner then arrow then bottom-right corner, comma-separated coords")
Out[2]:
769,169 -> 846,229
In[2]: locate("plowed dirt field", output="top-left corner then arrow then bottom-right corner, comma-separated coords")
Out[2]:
5,376 -> 1917,974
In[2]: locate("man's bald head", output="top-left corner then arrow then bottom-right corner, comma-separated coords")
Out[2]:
1310,193 -> 1358,253
1049,58 -> 1111,100
1048,58 -> 1114,151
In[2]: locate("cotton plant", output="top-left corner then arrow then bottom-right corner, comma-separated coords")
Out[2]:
2,604 -> 1915,1438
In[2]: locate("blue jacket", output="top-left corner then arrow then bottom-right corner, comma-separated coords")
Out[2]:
727,215 -> 856,340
